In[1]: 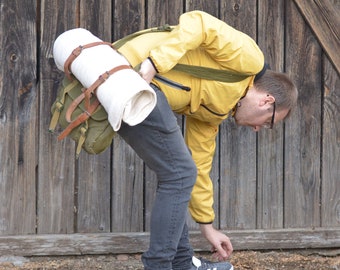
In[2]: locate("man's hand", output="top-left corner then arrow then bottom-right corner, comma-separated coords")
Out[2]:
199,223 -> 233,261
139,58 -> 157,83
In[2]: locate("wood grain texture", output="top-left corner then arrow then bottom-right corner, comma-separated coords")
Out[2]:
111,136 -> 144,232
111,0 -> 145,233
37,0 -> 79,234
256,0 -> 285,229
0,0 -> 37,235
219,0 -> 258,230
320,0 -> 340,228
75,0 -> 112,234
321,57 -> 340,227
113,0 -> 145,40
284,0 -> 322,228
0,228 -> 338,256
293,0 -> 340,75
185,0 -> 219,16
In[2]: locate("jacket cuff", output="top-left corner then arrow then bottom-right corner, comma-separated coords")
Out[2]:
196,221 -> 213,224
147,57 -> 159,73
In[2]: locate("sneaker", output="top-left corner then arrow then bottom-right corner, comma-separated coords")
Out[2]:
190,256 -> 234,270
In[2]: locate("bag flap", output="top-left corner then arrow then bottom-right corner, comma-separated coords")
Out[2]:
62,77 -> 108,121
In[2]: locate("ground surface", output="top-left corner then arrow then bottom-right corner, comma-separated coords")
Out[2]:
0,250 -> 339,269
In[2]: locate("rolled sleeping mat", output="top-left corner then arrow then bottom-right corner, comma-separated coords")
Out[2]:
53,28 -> 156,131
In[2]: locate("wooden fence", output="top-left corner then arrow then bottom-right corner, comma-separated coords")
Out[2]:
0,0 -> 339,256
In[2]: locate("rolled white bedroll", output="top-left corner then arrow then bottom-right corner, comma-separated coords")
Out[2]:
53,28 -> 156,131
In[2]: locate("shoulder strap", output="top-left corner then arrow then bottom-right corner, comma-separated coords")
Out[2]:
172,64 -> 251,83
113,25 -> 173,49
113,25 -> 255,83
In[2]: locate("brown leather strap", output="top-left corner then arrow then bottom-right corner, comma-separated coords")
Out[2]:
65,64 -> 131,123
64,41 -> 114,80
65,90 -> 87,122
57,107 -> 97,141
58,96 -> 100,140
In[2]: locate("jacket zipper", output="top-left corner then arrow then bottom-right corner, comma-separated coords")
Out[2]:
199,104 -> 228,117
154,75 -> 191,91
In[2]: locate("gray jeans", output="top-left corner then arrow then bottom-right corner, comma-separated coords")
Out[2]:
117,85 -> 197,270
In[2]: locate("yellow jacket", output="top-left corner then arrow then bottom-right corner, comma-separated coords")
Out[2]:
118,10 -> 264,223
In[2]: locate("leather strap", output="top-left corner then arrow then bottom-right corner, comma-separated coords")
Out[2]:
49,79 -> 80,132
58,107 -> 97,140
63,41 -> 114,80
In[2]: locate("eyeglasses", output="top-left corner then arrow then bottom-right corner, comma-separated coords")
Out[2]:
269,102 -> 276,129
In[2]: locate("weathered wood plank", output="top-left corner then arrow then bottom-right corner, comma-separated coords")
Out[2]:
111,137 -> 144,232
147,0 -> 184,26
256,0 -> 285,229
79,0 -> 112,40
293,0 -> 340,75
0,228 -> 339,256
191,228 -> 340,251
0,0 -> 37,235
320,0 -> 340,228
185,0 -> 219,16
321,57 -> 340,227
111,0 -> 145,233
76,150 -> 112,233
143,0 -> 184,231
38,0 -> 79,234
75,0 -> 112,234
219,0 -> 258,230
284,0 -> 322,228
112,0 -> 145,39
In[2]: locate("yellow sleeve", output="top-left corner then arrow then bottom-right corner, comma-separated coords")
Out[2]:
185,116 -> 219,223
149,10 -> 264,74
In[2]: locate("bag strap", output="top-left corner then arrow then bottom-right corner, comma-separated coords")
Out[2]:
172,64 -> 251,83
113,25 -> 173,49
49,79 -> 80,132
64,41 -> 114,80
113,25 -> 255,82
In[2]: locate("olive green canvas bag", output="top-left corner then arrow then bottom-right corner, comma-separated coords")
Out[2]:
49,76 -> 115,157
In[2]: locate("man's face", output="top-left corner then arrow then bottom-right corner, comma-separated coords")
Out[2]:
233,87 -> 289,131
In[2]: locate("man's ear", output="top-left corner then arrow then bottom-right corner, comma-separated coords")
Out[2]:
259,94 -> 275,106
265,94 -> 275,104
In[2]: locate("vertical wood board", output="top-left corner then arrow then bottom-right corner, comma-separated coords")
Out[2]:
219,0 -> 258,230
321,57 -> 340,227
0,0 -> 37,235
38,0 -> 79,234
284,0 -> 322,228
256,0 -> 285,229
75,0 -> 112,234
110,0 -> 145,233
